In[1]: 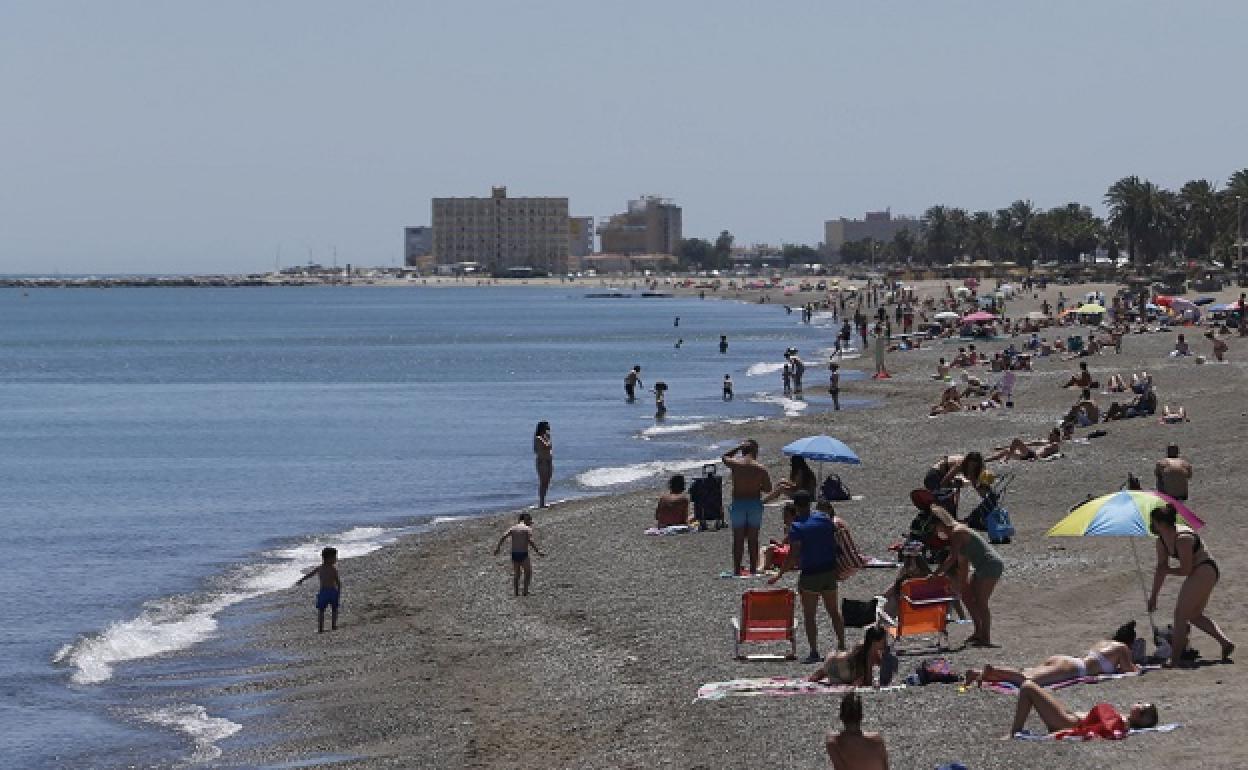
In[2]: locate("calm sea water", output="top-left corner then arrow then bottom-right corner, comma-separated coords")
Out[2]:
0,285 -> 861,767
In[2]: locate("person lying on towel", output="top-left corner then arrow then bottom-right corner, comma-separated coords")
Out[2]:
966,621 -> 1140,687
1007,680 -> 1157,739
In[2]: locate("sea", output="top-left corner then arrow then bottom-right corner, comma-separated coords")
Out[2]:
0,284 -> 866,768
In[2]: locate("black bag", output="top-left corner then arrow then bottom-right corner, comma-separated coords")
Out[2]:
841,597 -> 878,628
689,464 -> 724,529
821,473 -> 851,502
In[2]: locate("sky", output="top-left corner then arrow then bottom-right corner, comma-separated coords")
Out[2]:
2,1 -> 1246,274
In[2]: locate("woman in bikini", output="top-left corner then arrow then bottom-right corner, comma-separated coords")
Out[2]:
1148,503 -> 1235,667
965,622 -> 1139,687
985,427 -> 1062,463
764,455 -> 818,502
809,625 -> 889,686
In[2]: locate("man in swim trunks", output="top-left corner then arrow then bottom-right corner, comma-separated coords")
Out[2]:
494,513 -> 545,596
722,439 -> 772,575
624,365 -> 643,403
295,546 -> 342,633
1155,444 -> 1193,500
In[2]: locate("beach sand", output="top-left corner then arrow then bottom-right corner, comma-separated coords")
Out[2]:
226,282 -> 1247,769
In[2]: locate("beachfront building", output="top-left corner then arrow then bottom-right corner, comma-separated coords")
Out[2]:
569,216 -> 594,259
824,209 -> 920,261
404,226 -> 433,267
432,187 -> 571,275
598,195 -> 682,256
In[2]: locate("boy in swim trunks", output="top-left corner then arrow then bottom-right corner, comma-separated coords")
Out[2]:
721,439 -> 772,575
494,513 -> 545,596
296,546 -> 341,633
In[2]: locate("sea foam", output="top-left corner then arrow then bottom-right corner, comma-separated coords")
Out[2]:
54,526 -> 407,685
576,458 -> 716,488
141,704 -> 242,763
640,422 -> 707,437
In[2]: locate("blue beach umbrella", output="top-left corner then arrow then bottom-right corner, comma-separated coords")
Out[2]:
781,435 -> 861,465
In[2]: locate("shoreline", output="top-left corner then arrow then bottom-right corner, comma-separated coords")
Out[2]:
221,282 -> 1247,769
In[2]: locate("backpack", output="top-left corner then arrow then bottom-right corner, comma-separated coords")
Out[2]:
821,473 -> 851,502
985,507 -> 1015,544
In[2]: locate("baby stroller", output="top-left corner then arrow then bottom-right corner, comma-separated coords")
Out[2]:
904,489 -> 952,566
963,470 -> 1016,544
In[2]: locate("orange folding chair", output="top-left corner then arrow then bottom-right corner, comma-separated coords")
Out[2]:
894,575 -> 953,650
730,588 -> 797,660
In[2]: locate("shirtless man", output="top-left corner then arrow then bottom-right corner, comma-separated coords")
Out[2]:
623,365 -> 643,403
1155,444 -> 1193,501
721,440 -> 772,575
493,513 -> 545,596
826,692 -> 888,770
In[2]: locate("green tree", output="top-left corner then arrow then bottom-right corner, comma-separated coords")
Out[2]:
921,205 -> 954,264
891,229 -> 916,262
781,243 -> 819,266
966,211 -> 994,260
676,237 -> 714,268
1178,180 -> 1219,259
1105,176 -> 1170,268
711,230 -> 734,269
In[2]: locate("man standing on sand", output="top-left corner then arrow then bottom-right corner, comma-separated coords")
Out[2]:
1155,444 -> 1193,501
721,439 -> 772,575
770,491 -> 845,660
624,365 -> 643,403
826,692 -> 888,770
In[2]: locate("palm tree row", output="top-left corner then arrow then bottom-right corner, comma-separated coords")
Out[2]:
839,169 -> 1248,269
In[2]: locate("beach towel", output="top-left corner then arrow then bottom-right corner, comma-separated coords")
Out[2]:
695,676 -> 905,702
718,571 -> 766,580
644,525 -> 691,536
983,666 -> 1159,695
865,557 -> 897,568
833,518 -> 866,580
1013,723 -> 1181,741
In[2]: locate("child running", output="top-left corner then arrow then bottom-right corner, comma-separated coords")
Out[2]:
295,546 -> 341,633
494,513 -> 545,596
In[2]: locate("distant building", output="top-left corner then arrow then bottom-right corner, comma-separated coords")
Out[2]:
432,186 -> 571,274
569,216 -> 594,261
404,226 -> 433,267
824,209 -> 920,259
598,195 -> 682,256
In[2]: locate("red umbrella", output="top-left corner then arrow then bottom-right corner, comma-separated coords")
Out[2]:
1154,295 -> 1174,308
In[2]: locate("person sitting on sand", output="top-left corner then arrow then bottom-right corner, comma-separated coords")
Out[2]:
929,385 -> 963,416
1104,387 -> 1157,421
809,625 -> 889,687
1131,371 -> 1152,394
1066,388 -> 1100,427
1160,405 -> 1188,424
1208,333 -> 1228,362
986,426 -> 1064,463
1062,361 -> 1094,389
1005,680 -> 1158,739
1172,334 -> 1191,357
762,502 -> 797,572
1106,373 -> 1128,393
826,692 -> 889,770
765,455 -> 818,503
654,474 -> 691,527
931,357 -> 951,380
966,621 -> 1140,687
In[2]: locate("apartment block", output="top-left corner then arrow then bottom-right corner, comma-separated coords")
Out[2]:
432,187 -> 571,274
598,195 -> 682,256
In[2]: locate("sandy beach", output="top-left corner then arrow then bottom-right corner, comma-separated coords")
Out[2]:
226,281 -> 1247,769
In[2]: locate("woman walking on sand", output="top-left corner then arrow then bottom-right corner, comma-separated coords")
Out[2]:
1148,503 -> 1234,666
534,421 -> 553,508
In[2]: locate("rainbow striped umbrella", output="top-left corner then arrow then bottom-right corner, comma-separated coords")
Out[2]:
1048,490 -> 1204,537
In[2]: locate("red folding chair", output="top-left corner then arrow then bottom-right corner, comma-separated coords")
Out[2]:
731,588 -> 797,660
894,575 -> 953,650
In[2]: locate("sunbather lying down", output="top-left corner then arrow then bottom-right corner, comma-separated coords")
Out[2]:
967,622 -> 1139,687
1007,680 -> 1157,739
1160,404 -> 1188,424
985,427 -> 1063,462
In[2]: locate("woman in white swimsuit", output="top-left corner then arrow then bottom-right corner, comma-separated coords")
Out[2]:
964,622 -> 1139,687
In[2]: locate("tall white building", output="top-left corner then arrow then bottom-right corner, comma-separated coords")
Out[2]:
432,187 -> 570,274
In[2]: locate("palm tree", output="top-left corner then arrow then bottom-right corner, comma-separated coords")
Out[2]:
891,229 -> 915,262
967,211 -> 994,260
1228,169 -> 1248,269
1178,179 -> 1219,260
1105,176 -> 1162,268
1007,200 -> 1036,265
921,206 -> 954,264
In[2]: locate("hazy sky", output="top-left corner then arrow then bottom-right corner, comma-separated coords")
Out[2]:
2,1 -> 1246,273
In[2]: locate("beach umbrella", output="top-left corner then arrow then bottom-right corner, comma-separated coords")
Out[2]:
962,310 -> 997,323
1154,295 -> 1175,308
1048,490 -> 1204,633
781,435 -> 861,465
1170,297 -> 1200,320
934,310 -> 960,322
1026,310 -> 1047,321
1194,296 -> 1216,306
1076,303 -> 1106,314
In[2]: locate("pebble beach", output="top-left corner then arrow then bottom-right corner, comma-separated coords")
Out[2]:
227,282 -> 1247,770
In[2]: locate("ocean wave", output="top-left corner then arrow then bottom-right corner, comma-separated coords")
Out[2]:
576,457 -> 716,488
141,704 -> 242,763
745,361 -> 785,377
54,526 -> 407,685
640,422 -> 707,437
749,393 -> 808,417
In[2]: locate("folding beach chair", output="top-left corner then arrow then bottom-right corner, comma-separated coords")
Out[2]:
893,576 -> 953,651
731,589 -> 797,660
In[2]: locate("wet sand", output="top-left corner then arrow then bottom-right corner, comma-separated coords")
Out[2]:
229,283 -> 1247,769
